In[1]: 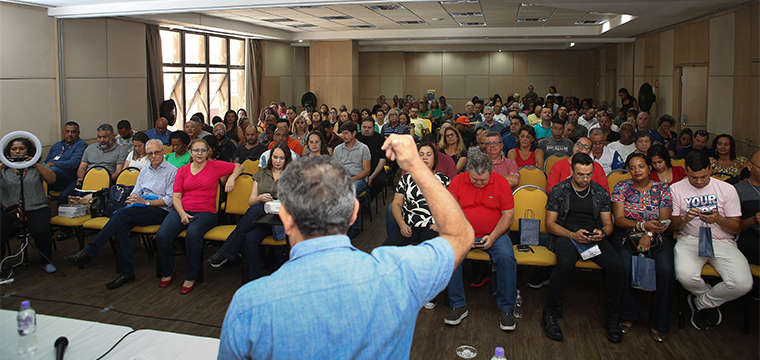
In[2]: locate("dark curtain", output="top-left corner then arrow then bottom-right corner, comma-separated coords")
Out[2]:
246,39 -> 263,122
145,24 -> 164,129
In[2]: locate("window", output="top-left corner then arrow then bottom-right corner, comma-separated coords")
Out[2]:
160,29 -> 246,128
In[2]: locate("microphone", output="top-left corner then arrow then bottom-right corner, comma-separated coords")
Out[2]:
54,336 -> 68,360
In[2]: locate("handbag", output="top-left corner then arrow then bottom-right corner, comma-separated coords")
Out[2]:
622,228 -> 663,255
88,188 -> 110,218
3,203 -> 26,228
104,184 -> 134,217
519,209 -> 540,246
631,253 -> 657,291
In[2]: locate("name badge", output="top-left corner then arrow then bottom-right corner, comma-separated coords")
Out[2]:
53,155 -> 61,161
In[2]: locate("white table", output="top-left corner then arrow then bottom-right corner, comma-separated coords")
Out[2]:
0,309 -> 134,359
101,329 -> 220,359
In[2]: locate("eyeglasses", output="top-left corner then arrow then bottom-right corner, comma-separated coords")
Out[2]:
575,173 -> 594,179
486,141 -> 502,147
213,129 -> 225,133
445,133 -> 458,138
146,151 -> 163,157
695,130 -> 708,136
574,143 -> 591,150
190,148 -> 208,153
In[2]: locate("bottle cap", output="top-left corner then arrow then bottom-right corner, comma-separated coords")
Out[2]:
495,347 -> 505,357
516,290 -> 520,294
21,300 -> 30,308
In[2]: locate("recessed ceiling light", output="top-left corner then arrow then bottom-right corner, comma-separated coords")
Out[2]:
458,22 -> 486,27
451,12 -> 483,17
398,20 -> 427,25
367,5 -> 406,11
290,24 -> 317,28
517,18 -> 547,22
265,18 -> 296,23
321,15 -> 354,20
575,20 -> 607,25
432,17 -> 445,21
440,0 -> 479,4
291,5 -> 323,9
350,24 -> 377,29
570,42 -> 576,47
498,50 -> 502,52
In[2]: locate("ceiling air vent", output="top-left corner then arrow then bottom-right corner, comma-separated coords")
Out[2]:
517,18 -> 547,22
291,5 -> 324,9
440,0 -> 479,4
575,20 -> 607,25
458,22 -> 486,27
397,20 -> 427,25
264,18 -> 296,23
451,12 -> 483,17
367,5 -> 406,11
290,24 -> 317,28
350,24 -> 378,29
321,15 -> 355,20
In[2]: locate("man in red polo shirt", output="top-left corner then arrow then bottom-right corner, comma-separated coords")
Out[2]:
547,137 -> 609,193
444,153 -> 518,332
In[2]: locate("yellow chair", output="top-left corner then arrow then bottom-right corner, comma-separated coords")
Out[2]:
607,169 -> 631,194
164,145 -> 173,154
544,155 -> 568,176
517,166 -> 547,190
50,167 -> 112,250
711,173 -> 731,181
575,259 -> 603,270
242,159 -> 260,176
509,185 -> 548,234
81,167 -> 111,191
203,174 -> 255,242
513,245 -> 557,267
115,167 -> 140,186
671,158 -> 685,168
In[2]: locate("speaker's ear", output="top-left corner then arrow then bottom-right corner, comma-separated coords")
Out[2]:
638,83 -> 656,112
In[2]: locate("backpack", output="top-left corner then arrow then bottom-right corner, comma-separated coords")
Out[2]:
89,187 -> 110,218
104,184 -> 134,217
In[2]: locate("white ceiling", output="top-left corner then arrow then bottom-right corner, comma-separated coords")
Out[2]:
12,0 -> 753,51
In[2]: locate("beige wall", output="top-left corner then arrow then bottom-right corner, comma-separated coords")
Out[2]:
309,40 -> 359,110
358,50 -> 598,113
599,3 -> 759,155
0,3 -> 60,146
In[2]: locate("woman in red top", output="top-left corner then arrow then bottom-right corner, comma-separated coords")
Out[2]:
155,138 -> 243,294
507,125 -> 545,170
648,144 -> 686,185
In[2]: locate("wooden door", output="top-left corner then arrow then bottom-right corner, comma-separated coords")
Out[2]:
679,66 -> 708,129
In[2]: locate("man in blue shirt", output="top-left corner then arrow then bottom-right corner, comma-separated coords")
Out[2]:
675,129 -> 712,159
145,117 -> 172,145
634,111 -> 662,144
63,139 -> 177,290
380,108 -> 410,136
218,135 -> 474,359
44,121 -> 87,191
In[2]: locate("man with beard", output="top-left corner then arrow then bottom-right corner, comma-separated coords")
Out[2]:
213,123 -> 237,162
233,126 -> 267,163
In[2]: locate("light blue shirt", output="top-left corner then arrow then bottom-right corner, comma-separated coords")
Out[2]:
218,235 -> 455,359
145,128 -> 172,145
131,159 -> 177,212
533,122 -> 552,140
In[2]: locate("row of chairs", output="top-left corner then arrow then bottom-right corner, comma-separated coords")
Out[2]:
464,184 -> 759,333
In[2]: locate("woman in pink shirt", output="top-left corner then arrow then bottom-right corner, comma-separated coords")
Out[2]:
155,138 -> 243,294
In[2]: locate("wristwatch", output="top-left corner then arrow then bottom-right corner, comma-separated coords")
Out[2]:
646,231 -> 654,237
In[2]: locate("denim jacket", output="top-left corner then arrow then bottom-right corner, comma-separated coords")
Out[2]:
545,178 -> 611,250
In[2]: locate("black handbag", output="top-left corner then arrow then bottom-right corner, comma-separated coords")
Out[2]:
622,228 -> 663,255
3,203 -> 25,228
89,188 -> 110,218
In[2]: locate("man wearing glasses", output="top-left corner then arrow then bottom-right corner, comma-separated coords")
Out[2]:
63,140 -> 177,290
675,129 -> 712,159
547,137 -> 609,192
484,131 -> 520,189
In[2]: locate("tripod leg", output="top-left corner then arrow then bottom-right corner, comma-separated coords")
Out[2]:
23,237 -> 66,277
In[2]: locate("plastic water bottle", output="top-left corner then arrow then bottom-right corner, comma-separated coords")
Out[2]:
17,300 -> 38,355
514,290 -> 523,319
490,346 -> 507,360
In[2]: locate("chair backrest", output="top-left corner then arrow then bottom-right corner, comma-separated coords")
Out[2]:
164,145 -> 173,154
242,159 -> 260,176
544,155 -> 568,175
225,174 -> 254,215
510,185 -> 548,233
517,165 -> 547,190
671,158 -> 685,168
82,167 -> 111,191
116,167 -> 140,186
711,173 -> 731,181
607,169 -> 631,193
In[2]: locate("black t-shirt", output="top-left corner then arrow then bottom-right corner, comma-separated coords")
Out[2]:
233,143 -> 267,163
606,130 -> 621,143
218,138 -> 237,162
461,129 -> 476,149
562,186 -> 597,232
356,132 -> 387,172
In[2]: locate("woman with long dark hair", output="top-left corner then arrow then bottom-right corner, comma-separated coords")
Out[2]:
710,134 -> 747,178
648,144 -> 686,185
668,128 -> 692,158
618,88 -> 639,113
224,110 -> 244,145
508,125 -> 544,170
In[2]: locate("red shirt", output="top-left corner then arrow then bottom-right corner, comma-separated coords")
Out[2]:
547,158 -> 609,193
268,137 -> 303,156
449,172 -> 514,238
650,165 -> 686,185
435,152 -> 458,179
173,160 -> 235,213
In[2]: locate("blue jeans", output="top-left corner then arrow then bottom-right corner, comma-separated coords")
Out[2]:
447,233 -> 517,312
83,206 -> 168,277
385,204 -> 398,237
351,179 -> 368,231
49,167 -> 76,192
217,204 -> 272,283
155,209 -> 217,281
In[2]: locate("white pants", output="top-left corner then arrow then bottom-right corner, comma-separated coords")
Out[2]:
674,235 -> 753,309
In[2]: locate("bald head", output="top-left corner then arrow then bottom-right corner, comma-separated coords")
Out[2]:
155,117 -> 168,135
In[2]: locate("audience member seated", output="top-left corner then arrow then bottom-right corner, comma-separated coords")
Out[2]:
439,96 -> 455,124
309,111 -> 322,132
409,105 -> 430,138
589,128 -> 623,176
192,113 -> 213,135
669,128 -> 693,158
63,140 -> 177,289
207,142 -> 291,283
145,117 -> 171,145
598,114 -> 620,143
305,131 -> 331,156
0,137 -> 56,273
500,114 -> 521,155
541,153 -> 623,343
44,121 -> 87,191
475,107 -> 506,134
634,130 -> 653,155
618,87 -> 639,114
456,101 -> 482,125
165,131 -> 191,168
439,127 -> 468,173
527,105 -> 542,126
547,137 -> 609,192
539,118 -> 573,160
356,118 -> 387,200
333,122 -> 371,239
258,114 -> 276,145
290,116 -> 308,148
736,150 -> 759,269
532,106 -> 553,140
123,132 -> 150,170
380,108 -> 410,137
670,151 -> 751,330
317,121 -> 344,151
484,131 -> 520,189
445,153 -> 518,331
675,129 -> 711,159
656,115 -> 677,147
184,120 -> 203,142
155,138 -> 243,295
115,119 -> 136,153
577,108 -> 598,133
608,123 -> 636,161
455,116 -> 476,149
259,128 -> 300,168
233,126 -> 266,163
223,110 -> 244,145
508,125 -> 545,170
267,119 -> 302,155
609,153 -> 674,342
649,144 -> 686,185
212,123 -> 236,162
710,134 -> 747,179
567,109 -> 587,143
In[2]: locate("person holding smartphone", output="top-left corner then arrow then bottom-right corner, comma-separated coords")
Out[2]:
610,153 -> 674,342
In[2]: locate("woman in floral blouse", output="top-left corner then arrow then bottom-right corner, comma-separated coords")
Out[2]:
710,134 -> 747,178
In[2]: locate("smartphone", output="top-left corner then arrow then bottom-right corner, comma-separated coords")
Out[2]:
583,231 -> 598,237
517,244 -> 531,252
701,210 -> 714,215
658,219 -> 671,227
474,239 -> 485,248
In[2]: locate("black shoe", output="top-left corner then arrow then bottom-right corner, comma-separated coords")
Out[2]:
604,317 -> 623,343
347,229 -> 361,239
542,310 -> 563,341
56,228 -> 73,241
106,275 -> 135,290
444,307 -> 469,325
207,252 -> 228,268
63,251 -> 91,266
527,268 -> 551,289
687,293 -> 709,330
705,306 -> 722,326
